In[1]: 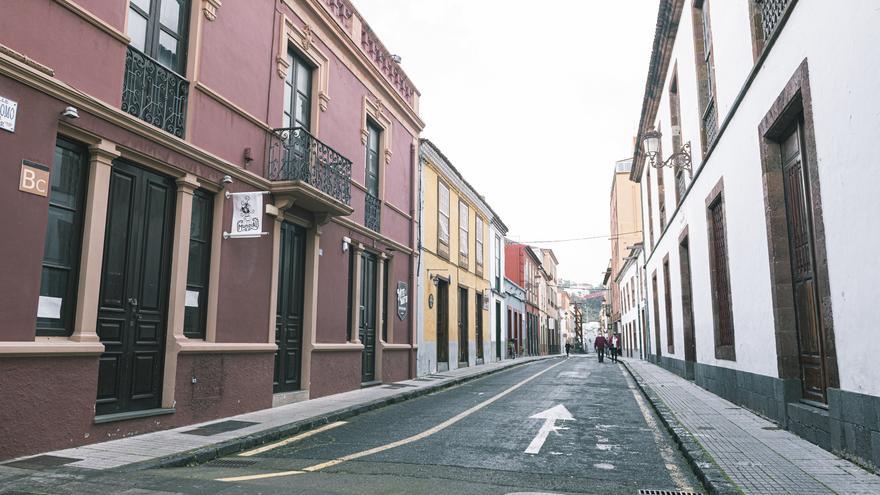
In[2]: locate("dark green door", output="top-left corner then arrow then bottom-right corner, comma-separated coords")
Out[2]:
96,162 -> 175,416
274,221 -> 306,393
360,252 -> 378,382
436,280 -> 449,367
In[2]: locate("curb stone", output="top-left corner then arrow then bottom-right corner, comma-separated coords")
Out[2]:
622,361 -> 741,495
123,356 -> 557,472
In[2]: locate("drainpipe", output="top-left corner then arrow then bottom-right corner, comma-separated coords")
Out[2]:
409,140 -> 419,378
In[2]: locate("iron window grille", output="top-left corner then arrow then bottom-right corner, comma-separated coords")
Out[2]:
365,193 -> 381,232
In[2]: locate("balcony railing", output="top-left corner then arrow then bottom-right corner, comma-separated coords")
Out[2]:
268,127 -> 352,206
757,0 -> 792,40
121,46 -> 188,138
364,193 -> 381,231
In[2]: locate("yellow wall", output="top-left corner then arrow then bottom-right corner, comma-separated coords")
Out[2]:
421,160 -> 490,357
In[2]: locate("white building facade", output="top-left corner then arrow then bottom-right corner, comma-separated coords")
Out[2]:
631,0 -> 880,468
616,244 -> 646,360
488,222 -> 509,361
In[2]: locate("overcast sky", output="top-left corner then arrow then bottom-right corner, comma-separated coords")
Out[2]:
354,0 -> 658,286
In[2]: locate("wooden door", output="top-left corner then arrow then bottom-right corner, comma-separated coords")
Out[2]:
458,287 -> 469,365
359,252 -> 378,382
475,293 -> 484,360
274,221 -> 306,393
436,280 -> 449,366
679,237 -> 697,364
782,123 -> 827,403
495,302 -> 502,360
96,162 -> 175,416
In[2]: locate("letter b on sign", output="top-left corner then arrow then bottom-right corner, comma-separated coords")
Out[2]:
20,161 -> 50,197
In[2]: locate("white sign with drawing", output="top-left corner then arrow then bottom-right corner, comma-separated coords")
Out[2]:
224,191 -> 269,239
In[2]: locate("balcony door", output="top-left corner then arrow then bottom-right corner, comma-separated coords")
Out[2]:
274,221 -> 306,393
128,0 -> 190,73
96,162 -> 175,416
283,51 -> 313,131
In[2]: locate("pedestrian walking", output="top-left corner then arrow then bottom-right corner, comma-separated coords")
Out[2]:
610,334 -> 620,362
565,342 -> 571,357
594,334 -> 607,363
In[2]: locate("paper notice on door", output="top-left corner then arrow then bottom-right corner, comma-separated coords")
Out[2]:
185,290 -> 200,308
37,296 -> 62,319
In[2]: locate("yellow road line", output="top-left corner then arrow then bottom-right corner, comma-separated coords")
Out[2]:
237,421 -> 348,457
217,359 -> 565,483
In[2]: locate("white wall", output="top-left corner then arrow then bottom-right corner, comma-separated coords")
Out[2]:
638,0 -> 880,393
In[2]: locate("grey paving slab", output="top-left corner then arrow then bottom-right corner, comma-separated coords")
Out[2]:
627,359 -> 880,495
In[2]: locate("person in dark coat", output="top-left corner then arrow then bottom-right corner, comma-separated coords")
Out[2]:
564,342 -> 571,357
594,334 -> 607,363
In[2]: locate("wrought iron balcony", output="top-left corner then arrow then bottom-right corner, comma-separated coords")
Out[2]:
268,127 -> 352,206
757,0 -> 792,40
121,46 -> 188,138
364,193 -> 381,232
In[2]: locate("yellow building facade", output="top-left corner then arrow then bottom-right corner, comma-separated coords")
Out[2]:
418,140 -> 491,373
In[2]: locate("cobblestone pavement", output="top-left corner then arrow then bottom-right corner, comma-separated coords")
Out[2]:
627,359 -> 880,495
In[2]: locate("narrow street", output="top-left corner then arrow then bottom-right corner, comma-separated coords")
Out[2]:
1,357 -> 700,494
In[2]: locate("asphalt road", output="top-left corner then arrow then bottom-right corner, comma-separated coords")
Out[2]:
1,356 -> 702,494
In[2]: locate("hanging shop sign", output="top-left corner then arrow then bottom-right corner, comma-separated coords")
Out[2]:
396,281 -> 408,320
224,191 -> 269,239
0,95 -> 17,133
19,160 -> 49,197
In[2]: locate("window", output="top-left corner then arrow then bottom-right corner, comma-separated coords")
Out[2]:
692,0 -> 719,153
437,181 -> 450,257
128,0 -> 190,73
36,138 -> 89,337
669,68 -> 689,205
663,256 -> 674,354
706,182 -> 735,359
364,121 -> 381,231
459,201 -> 469,266
283,50 -> 314,130
184,189 -> 213,339
646,167 -> 655,249
475,216 -> 484,275
748,0 -> 793,59
494,235 -> 501,291
652,271 -> 661,357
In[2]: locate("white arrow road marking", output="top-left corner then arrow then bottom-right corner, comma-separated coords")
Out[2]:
525,404 -> 574,454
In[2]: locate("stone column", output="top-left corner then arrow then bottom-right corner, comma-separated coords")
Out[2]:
71,140 -> 118,343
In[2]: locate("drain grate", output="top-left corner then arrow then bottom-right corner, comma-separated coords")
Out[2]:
638,490 -> 703,495
183,420 -> 259,436
383,383 -> 417,389
761,426 -> 781,430
695,426 -> 715,431
2,455 -> 81,470
208,458 -> 258,468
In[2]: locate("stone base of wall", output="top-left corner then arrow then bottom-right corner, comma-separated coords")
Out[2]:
649,355 -> 880,472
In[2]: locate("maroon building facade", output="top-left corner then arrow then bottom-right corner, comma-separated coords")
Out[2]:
504,242 -> 542,356
0,0 -> 422,460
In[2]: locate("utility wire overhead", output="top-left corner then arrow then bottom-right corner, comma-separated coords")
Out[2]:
519,230 -> 643,244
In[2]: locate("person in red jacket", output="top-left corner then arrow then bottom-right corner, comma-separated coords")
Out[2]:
594,334 -> 607,363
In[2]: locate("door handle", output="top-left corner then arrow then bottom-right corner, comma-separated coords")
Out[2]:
128,297 -> 138,307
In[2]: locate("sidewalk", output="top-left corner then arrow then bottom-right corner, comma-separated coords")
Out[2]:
0,356 -> 552,473
625,359 -> 880,495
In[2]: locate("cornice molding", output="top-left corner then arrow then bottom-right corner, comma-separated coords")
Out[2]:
0,45 -> 271,192
202,0 -> 222,21
282,0 -> 424,134
53,0 -> 130,45
331,215 -> 413,255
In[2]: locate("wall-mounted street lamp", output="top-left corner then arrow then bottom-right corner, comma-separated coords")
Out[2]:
642,128 -> 692,171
